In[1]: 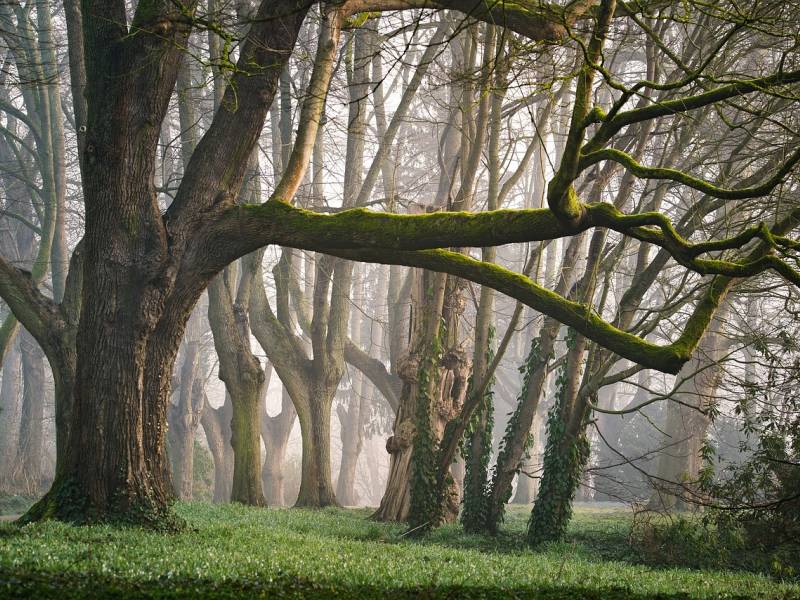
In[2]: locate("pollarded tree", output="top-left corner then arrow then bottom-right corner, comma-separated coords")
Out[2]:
0,0 -> 798,527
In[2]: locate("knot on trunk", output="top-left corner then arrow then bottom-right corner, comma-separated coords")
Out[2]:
439,349 -> 468,371
442,477 -> 461,525
397,353 -> 421,383
444,286 -> 467,316
386,419 -> 415,453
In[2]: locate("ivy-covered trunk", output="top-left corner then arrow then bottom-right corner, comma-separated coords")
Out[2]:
375,268 -> 468,525
405,270 -> 470,531
484,331 -> 554,533
527,330 -> 591,545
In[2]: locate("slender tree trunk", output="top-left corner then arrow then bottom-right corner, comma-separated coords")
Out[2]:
336,293 -> 371,506
510,412 -> 545,504
648,312 -> 727,511
209,273 -> 266,507
261,388 -> 296,505
336,380 -> 369,506
169,335 -> 201,499
12,329 -> 46,494
202,394 -> 233,503
0,341 -> 21,487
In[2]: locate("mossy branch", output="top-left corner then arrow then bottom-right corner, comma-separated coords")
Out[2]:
584,68 -> 800,152
324,247 -> 691,373
580,146 -> 800,201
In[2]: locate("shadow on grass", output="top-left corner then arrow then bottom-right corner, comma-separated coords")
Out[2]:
0,568 -> 706,599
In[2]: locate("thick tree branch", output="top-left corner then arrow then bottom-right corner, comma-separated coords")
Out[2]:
0,254 -> 61,360
343,340 -> 401,412
325,247 -> 693,373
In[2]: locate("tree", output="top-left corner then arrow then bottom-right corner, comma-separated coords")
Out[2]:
0,0 -> 798,528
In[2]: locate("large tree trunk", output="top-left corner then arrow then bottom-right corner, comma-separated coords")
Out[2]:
230,380 -> 265,506
295,393 -> 337,507
5,2 -> 309,526
373,380 -> 415,521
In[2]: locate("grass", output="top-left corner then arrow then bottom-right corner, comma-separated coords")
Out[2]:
0,502 -> 797,599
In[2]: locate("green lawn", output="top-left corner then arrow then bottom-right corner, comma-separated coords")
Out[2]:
0,502 -> 796,599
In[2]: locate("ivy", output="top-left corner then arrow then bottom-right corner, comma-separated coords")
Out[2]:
527,328 -> 590,546
407,329 -> 444,534
460,327 -> 496,533
485,336 -> 545,532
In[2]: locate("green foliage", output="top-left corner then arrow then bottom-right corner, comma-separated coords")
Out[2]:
701,394 -> 800,549
0,503 -> 796,598
460,327 -> 496,533
528,329 -> 590,546
485,337 -> 544,530
21,476 -> 184,532
631,513 -> 799,580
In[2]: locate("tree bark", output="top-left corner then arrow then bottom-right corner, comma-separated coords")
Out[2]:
0,341 -> 21,487
12,329 -> 46,494
648,311 -> 727,511
261,387 -> 296,505
295,393 -> 337,507
168,326 -> 203,499
208,274 -> 266,506
201,393 -> 234,504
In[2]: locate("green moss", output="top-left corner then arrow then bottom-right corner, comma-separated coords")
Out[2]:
19,476 -> 184,532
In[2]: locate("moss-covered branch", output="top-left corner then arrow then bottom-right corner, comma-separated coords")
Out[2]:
211,201 -> 800,292
584,68 -> 800,151
320,247 -> 692,373
580,146 -> 800,201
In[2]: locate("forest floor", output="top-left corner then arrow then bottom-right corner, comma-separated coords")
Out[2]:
0,502 -> 797,599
